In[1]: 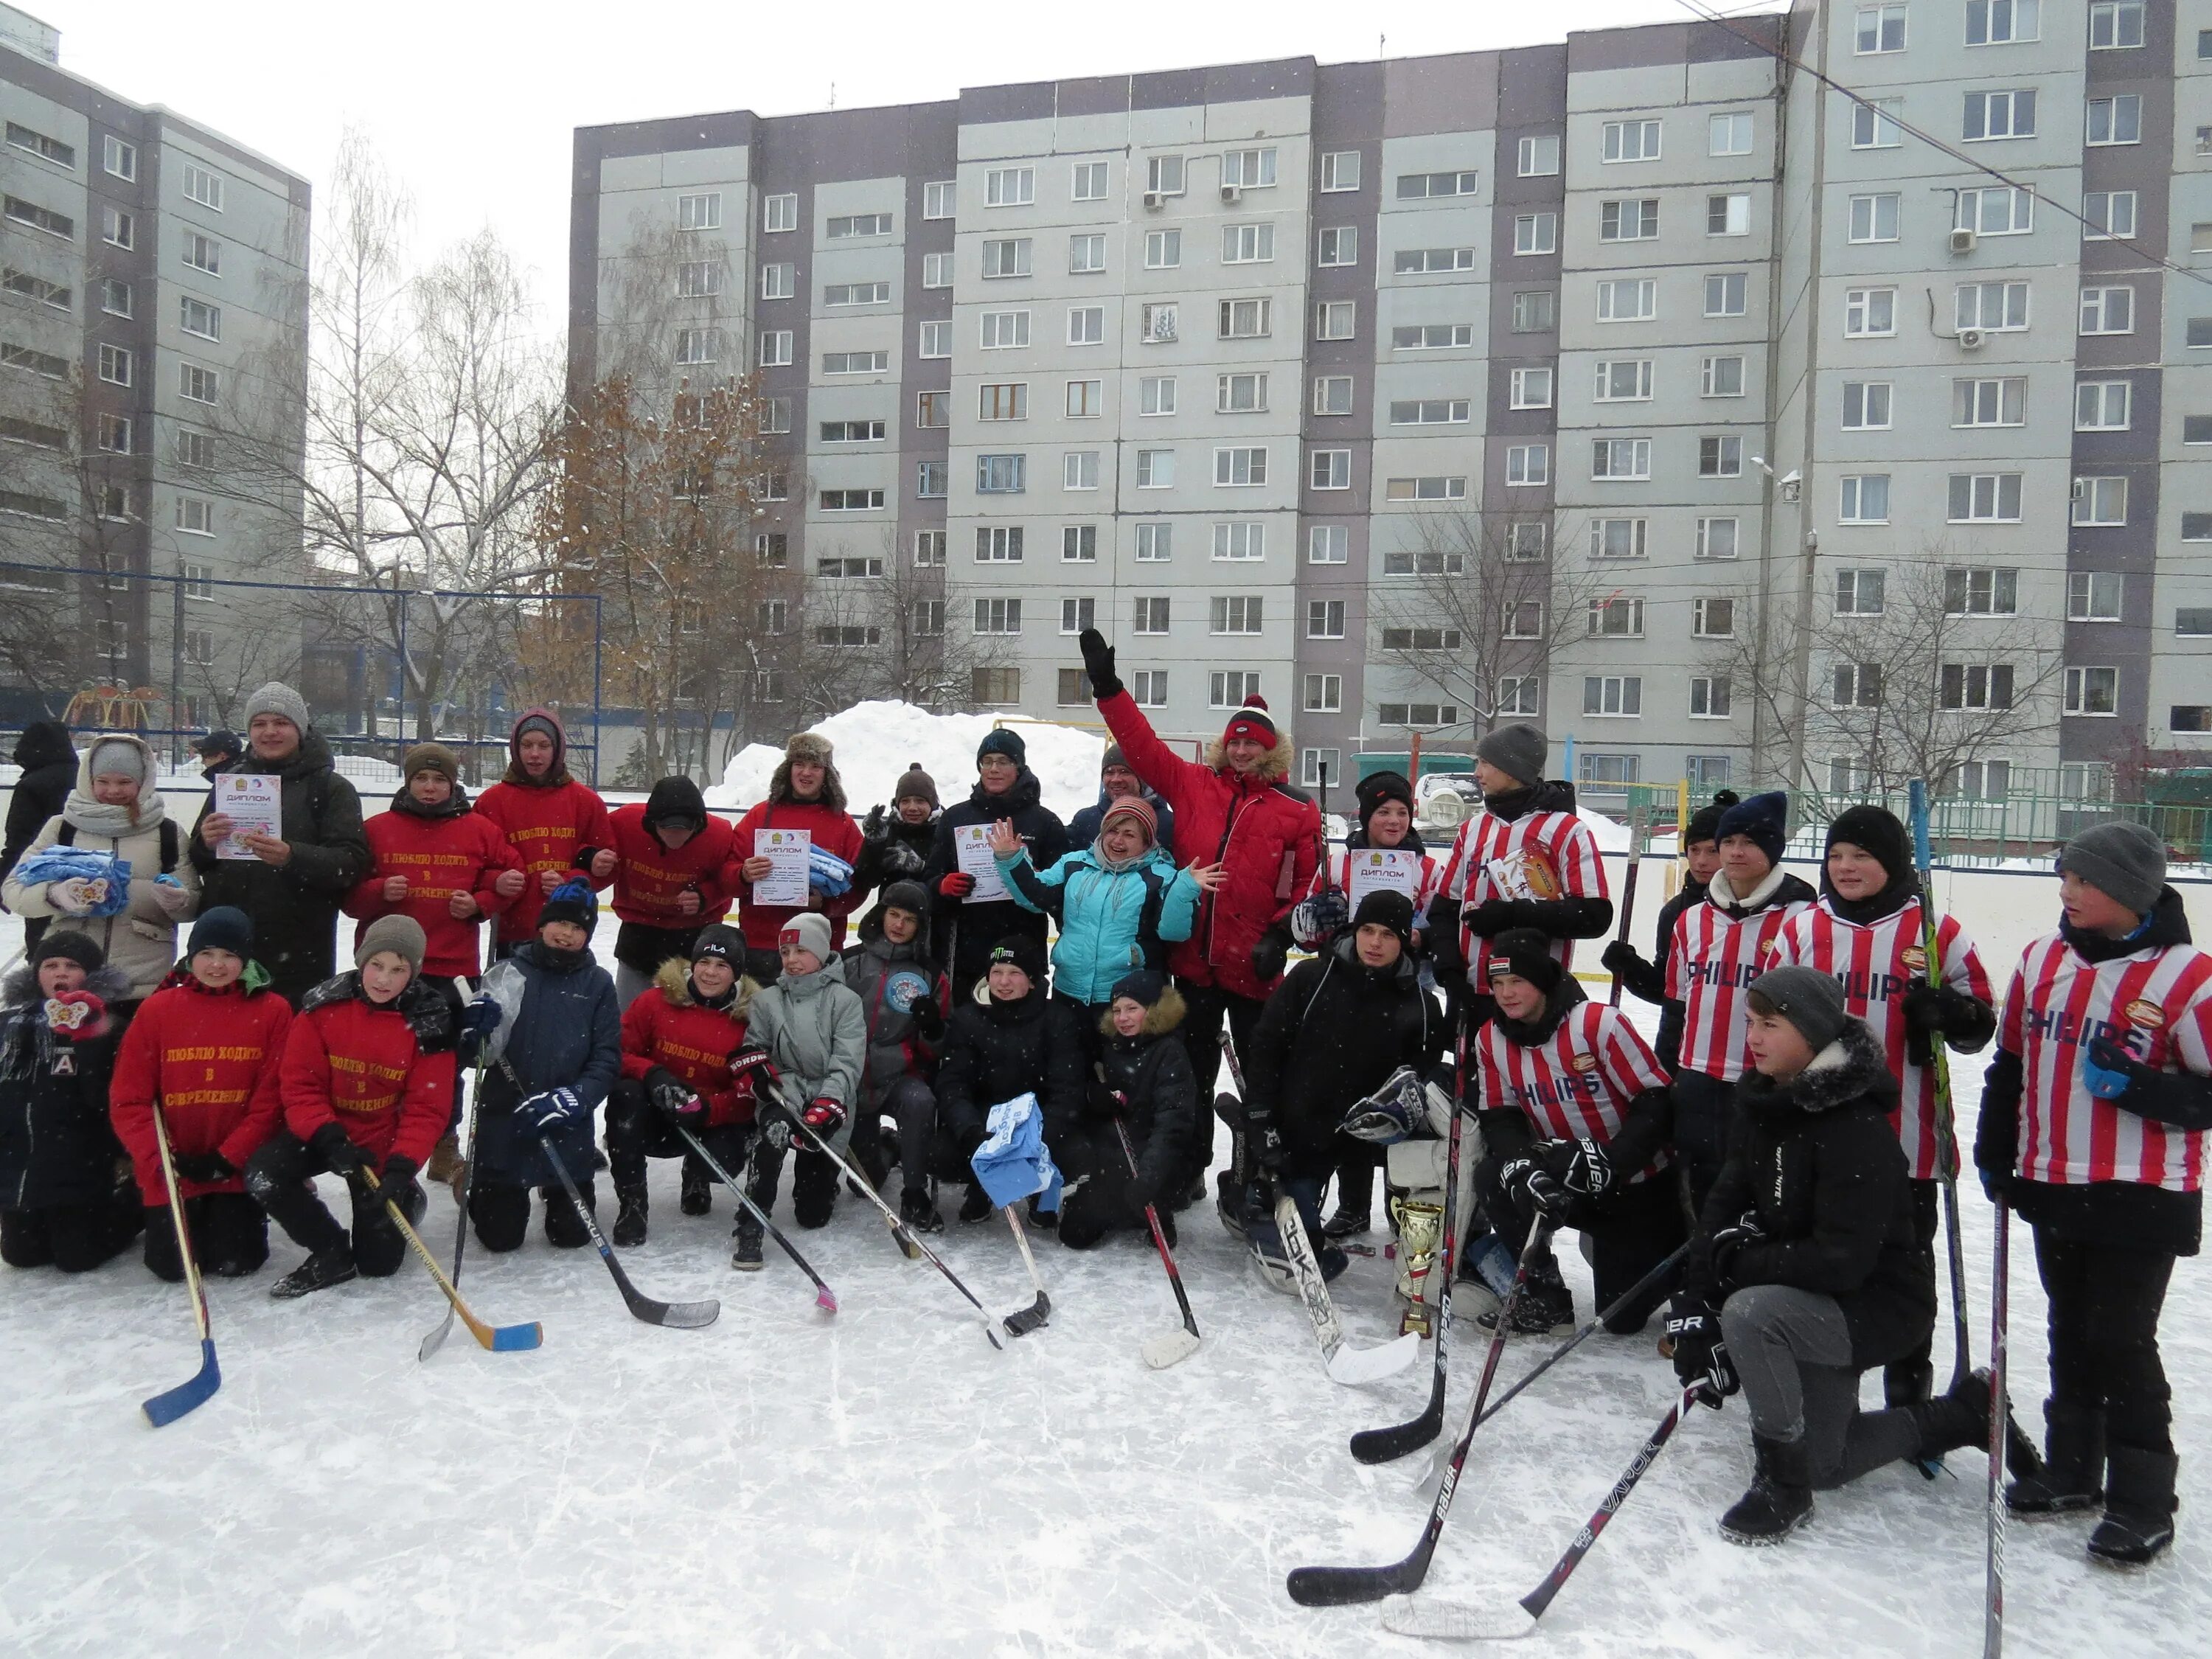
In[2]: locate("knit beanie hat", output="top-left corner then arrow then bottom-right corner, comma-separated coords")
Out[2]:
243,681 -> 310,734
1484,927 -> 1562,994
987,933 -> 1048,987
1356,771 -> 1416,832
1718,790 -> 1790,866
538,880 -> 598,939
977,728 -> 1027,767
878,880 -> 930,921
189,906 -> 254,959
355,914 -> 427,975
1099,796 -> 1158,849
1825,804 -> 1911,885
1475,723 -> 1548,787
30,930 -> 105,975
1110,968 -> 1168,1009
1747,966 -> 1851,1054
779,911 -> 835,965
402,742 -> 460,787
893,762 -> 939,807
2058,821 -> 2167,916
1351,888 -> 1416,948
1100,745 -> 1133,777
1220,695 -> 1276,748
88,737 -> 149,784
1685,789 -> 1741,849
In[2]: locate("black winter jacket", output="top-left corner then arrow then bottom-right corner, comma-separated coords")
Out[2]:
852,804 -> 939,904
1088,984 -> 1201,1191
0,961 -> 131,1210
923,768 -> 1069,994
1243,933 -> 1444,1173
1,722 -> 77,916
1691,1020 -> 1933,1368
934,988 -> 1087,1169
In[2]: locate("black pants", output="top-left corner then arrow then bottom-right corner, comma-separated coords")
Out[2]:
468,1179 -> 598,1252
1332,1140 -> 1380,1220
1669,1069 -> 1736,1214
0,1196 -> 141,1273
2035,1227 -> 2177,1455
245,1130 -> 422,1276
1885,1178 -> 1943,1405
603,1078 -> 752,1187
1485,1164 -> 1688,1333
878,1075 -> 966,1196
144,1191 -> 268,1281
748,1135 -> 841,1228
1177,979 -> 1265,1099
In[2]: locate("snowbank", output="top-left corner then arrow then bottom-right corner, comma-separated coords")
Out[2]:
709,700 -> 1107,820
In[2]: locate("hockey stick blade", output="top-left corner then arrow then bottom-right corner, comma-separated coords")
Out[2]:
1381,1596 -> 1539,1641
365,1168 -> 544,1357
141,1338 -> 220,1429
1277,1194 -> 1415,1385
675,1126 -> 838,1313
143,1107 -> 220,1427
1141,1326 -> 1203,1370
1287,1560 -> 1418,1608
1353,1392 -> 1445,1466
999,1205 -> 1052,1338
1328,1330 -> 1422,1385
540,1135 -> 719,1329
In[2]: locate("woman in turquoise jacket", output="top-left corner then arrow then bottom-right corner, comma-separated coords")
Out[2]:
989,798 -> 1221,1011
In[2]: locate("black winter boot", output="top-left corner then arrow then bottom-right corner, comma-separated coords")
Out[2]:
270,1242 -> 357,1300
2087,1447 -> 2179,1569
1322,1204 -> 1371,1240
1905,1369 -> 2048,1472
900,1185 -> 942,1234
679,1157 -> 712,1217
2009,1402 -> 2104,1520
959,1182 -> 994,1224
731,1208 -> 764,1271
1719,1434 -> 1816,1546
613,1183 -> 649,1248
544,1181 -> 597,1249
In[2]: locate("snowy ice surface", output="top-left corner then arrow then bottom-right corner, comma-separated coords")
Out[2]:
0,907 -> 2207,1658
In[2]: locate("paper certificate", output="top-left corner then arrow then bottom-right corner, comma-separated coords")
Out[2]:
752,827 -> 812,907
1348,848 -> 1422,908
954,823 -> 1009,903
212,774 -> 282,860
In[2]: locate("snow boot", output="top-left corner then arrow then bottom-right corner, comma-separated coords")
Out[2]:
2009,1402 -> 2104,1520
679,1156 -> 712,1217
731,1209 -> 764,1271
270,1242 -> 357,1300
613,1182 -> 649,1248
1322,1205 -> 1371,1241
1026,1194 -> 1057,1232
426,1133 -> 465,1197
1906,1369 -> 2046,1472
543,1181 -> 596,1249
2087,1447 -> 2178,1569
958,1182 -> 994,1224
1719,1434 -> 1815,1546
900,1185 -> 942,1235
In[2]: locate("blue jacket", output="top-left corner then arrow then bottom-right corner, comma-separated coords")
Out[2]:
996,843 -> 1199,1006
473,941 -> 623,1186
1067,788 -> 1174,859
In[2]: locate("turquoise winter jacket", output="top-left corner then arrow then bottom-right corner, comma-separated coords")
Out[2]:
995,843 -> 1199,1006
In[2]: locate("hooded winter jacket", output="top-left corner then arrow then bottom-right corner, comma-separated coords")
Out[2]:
473,709 -> 616,945
1095,691 -> 1321,1001
109,967 -> 292,1205
472,940 -> 622,1186
3,733 -> 201,1000
187,729 -> 372,1006
606,779 -> 736,975
744,953 -> 866,1148
344,785 -> 521,979
619,958 -> 759,1127
1690,1020 -> 1934,1369
1068,787 -> 1175,860
279,973 -> 458,1167
842,894 -> 947,1114
934,987 -> 1088,1167
1090,984 -> 1200,1192
922,768 -> 1069,994
728,765 -> 866,953
1,721 -> 76,902
0,961 -> 131,1210
997,841 -> 1199,1006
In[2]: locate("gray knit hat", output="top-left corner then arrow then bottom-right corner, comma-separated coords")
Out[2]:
2058,821 -> 2167,916
243,681 -> 310,734
354,914 -> 426,975
778,911 -> 835,966
1475,722 -> 1547,787
88,737 -> 149,783
1747,966 -> 1850,1054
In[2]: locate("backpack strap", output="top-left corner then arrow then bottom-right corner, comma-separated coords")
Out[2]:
159,818 -> 179,874
55,821 -> 74,847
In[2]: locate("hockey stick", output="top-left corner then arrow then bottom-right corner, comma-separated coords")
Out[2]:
1608,804 -> 1647,1009
1000,1204 -> 1052,1337
1286,1222 -> 1555,1607
141,1106 -> 220,1427
1113,1118 -> 1201,1369
1348,1020 -> 1470,1463
674,1124 -> 837,1313
1985,1200 -> 2011,1658
1907,779 -> 1973,1392
364,1166 -> 541,1352
421,1048 -> 493,1361
1380,1382 -> 1707,1640
538,1134 -> 720,1329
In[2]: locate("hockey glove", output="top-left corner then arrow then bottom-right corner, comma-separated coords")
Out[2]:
1249,925 -> 1293,987
1665,1296 -> 1738,1407
1548,1135 -> 1616,1201
170,1150 -> 238,1186
2083,1035 -> 2212,1130
2084,1036 -> 2138,1101
375,1155 -> 420,1208
1077,627 -> 1124,700
936,871 -> 975,900
801,1097 -> 847,1137
521,1088 -> 584,1133
1707,1208 -> 1767,1292
1250,1118 -> 1286,1175
1599,939 -> 1649,984
1291,888 -> 1350,950
1499,1153 -> 1571,1221
1979,1165 -> 2012,1206
309,1122 -> 371,1180
646,1067 -> 703,1123
457,994 -> 503,1062
1464,899 -> 1528,939
726,1045 -> 781,1098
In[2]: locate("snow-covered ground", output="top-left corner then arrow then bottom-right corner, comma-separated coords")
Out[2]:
0,908 -> 2208,1658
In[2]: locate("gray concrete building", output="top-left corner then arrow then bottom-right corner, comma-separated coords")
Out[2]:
570,0 -> 2211,804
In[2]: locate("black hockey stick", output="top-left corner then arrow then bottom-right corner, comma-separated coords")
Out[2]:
1000,1203 -> 1052,1337
1286,1222 -> 1554,1607
1114,1118 -> 1201,1368
538,1133 -> 720,1329
1608,804 -> 1647,1008
675,1125 -> 837,1313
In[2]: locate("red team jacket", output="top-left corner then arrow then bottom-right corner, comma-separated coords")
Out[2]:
1438,805 -> 1609,985
344,808 -> 522,978
475,776 -> 616,945
619,961 -> 758,1127
1474,1001 -> 1673,1183
728,797 -> 867,953
279,990 -> 458,1166
607,804 -> 736,930
109,974 -> 293,1204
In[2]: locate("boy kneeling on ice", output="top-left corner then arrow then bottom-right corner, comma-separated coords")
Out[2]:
842,880 -> 954,1233
1058,970 -> 1200,1250
934,935 -> 1088,1226
247,915 -> 455,1298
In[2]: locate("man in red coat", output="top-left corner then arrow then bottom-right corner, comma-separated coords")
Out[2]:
246,914 -> 456,1298
607,777 -> 737,1007
344,743 -> 523,981
475,708 -> 616,957
1077,629 -> 1321,1106
109,907 -> 291,1281
728,732 -> 866,986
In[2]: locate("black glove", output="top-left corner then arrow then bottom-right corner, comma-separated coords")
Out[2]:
170,1150 -> 237,1185
1124,1167 -> 1160,1214
374,1154 -> 420,1208
1077,627 -> 1122,700
1086,1076 -> 1127,1118
1666,1295 -> 1737,1405
1464,899 -> 1523,939
1902,981 -> 1993,1065
1601,939 -> 1648,981
1499,1152 -> 1570,1220
1548,1135 -> 1615,1202
645,1065 -> 698,1120
863,804 -> 886,836
1251,1117 -> 1285,1175
1425,902 -> 1464,975
1707,1208 -> 1767,1291
906,995 -> 945,1040
310,1122 -> 371,1180
1250,925 -> 1292,987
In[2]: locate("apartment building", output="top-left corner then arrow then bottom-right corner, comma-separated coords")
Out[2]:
569,0 -> 2211,802
0,2 -> 308,731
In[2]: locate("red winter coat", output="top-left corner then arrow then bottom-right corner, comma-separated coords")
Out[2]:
619,959 -> 759,1127
279,978 -> 458,1167
345,799 -> 523,978
1099,691 -> 1321,1001
608,802 -> 735,929
728,795 -> 866,953
110,973 -> 292,1205
476,777 -> 616,944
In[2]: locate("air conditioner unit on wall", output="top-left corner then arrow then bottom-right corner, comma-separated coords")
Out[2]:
1950,226 -> 1978,254
1142,191 -> 1164,210
1958,327 -> 1986,350
1220,182 -> 1242,202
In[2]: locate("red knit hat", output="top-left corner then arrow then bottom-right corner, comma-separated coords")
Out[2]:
1098,795 -> 1158,848
1220,695 -> 1276,748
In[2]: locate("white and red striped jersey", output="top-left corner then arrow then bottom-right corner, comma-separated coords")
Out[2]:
1772,896 -> 1992,1180
1439,807 -> 1609,985
1666,877 -> 1816,1082
1474,1001 -> 1672,1181
1301,848 -> 1442,927
1997,931 -> 2212,1192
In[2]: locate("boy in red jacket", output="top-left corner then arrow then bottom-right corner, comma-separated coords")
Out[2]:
109,907 -> 291,1281
605,924 -> 761,1245
344,743 -> 522,982
608,776 -> 735,1006
246,915 -> 456,1298
475,709 -> 616,959
729,732 -> 866,986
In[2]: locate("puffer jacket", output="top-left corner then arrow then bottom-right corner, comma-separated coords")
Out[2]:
852,804 -> 939,901
0,961 -> 131,1209
2,733 -> 200,1000
619,959 -> 759,1127
1,720 -> 76,902
935,988 -> 1088,1167
1096,691 -> 1321,1001
997,841 -> 1200,1006
1091,984 -> 1200,1192
472,940 -> 623,1186
744,953 -> 866,1148
922,768 -> 1069,994
842,897 -> 946,1114
1690,1019 -> 1933,1368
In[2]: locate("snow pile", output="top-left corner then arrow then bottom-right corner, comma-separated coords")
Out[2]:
1577,807 -> 1630,854
709,700 -> 1107,819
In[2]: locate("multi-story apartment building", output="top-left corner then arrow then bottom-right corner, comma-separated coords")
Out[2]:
570,0 -> 2211,803
0,2 -> 307,731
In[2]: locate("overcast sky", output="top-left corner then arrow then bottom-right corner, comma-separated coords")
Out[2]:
31,0 -> 1784,335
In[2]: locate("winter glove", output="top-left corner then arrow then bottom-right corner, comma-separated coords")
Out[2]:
150,877 -> 192,917
1249,925 -> 1293,987
1077,627 -> 1123,700
375,1155 -> 420,1207
2084,1035 -> 2143,1102
521,1088 -> 585,1133
905,995 -> 945,1040
1548,1135 -> 1616,1202
757,1096 -> 798,1152
1291,888 -> 1350,950
1979,1165 -> 2012,1206
457,994 -> 503,1062
1086,1076 -> 1128,1119
170,1150 -> 237,1186
1424,903 -> 1464,976
646,1066 -> 702,1123
802,1096 -> 847,1137
1251,1118 -> 1285,1175
1464,899 -> 1523,939
1123,1167 -> 1160,1214
1498,1153 -> 1570,1221
1707,1209 -> 1767,1292
309,1122 -> 371,1180
41,991 -> 105,1040
1666,1296 -> 1737,1406
47,877 -> 102,916
1600,939 -> 1649,983
726,1045 -> 780,1099
1902,981 -> 1981,1038
937,870 -> 975,900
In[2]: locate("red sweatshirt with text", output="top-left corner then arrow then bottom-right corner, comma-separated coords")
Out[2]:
345,801 -> 523,978
619,960 -> 758,1127
280,982 -> 458,1166
476,777 -> 617,945
110,973 -> 292,1205
608,802 -> 735,930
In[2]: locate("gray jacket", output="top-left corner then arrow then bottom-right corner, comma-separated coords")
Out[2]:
745,953 -> 867,1148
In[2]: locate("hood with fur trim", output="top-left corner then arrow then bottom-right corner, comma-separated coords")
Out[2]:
1739,1018 -> 1897,1119
651,954 -> 759,1018
2,961 -> 132,1017
1096,979 -> 1187,1042
1203,727 -> 1295,785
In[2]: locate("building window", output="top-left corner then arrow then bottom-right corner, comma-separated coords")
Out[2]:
1396,169 -> 1478,198
1601,120 -> 1662,163
181,162 -> 224,210
1692,355 -> 1742,399
1855,3 -> 1907,51
1945,566 -> 2020,616
1068,234 -> 1107,274
1059,598 -> 1096,636
2089,1 -> 2143,48
1304,525 -> 1346,566
985,167 -> 1034,207
2079,287 -> 2134,335
1851,99 -> 1905,148
1708,193 -> 1750,237
1964,89 -> 2037,141
674,327 -> 717,365
968,667 -> 1018,705
973,597 -> 1023,636
1388,399 -> 1470,426
1062,451 -> 1100,491
1600,198 -> 1659,242
1222,148 -> 1278,189
1383,549 -> 1466,577
1511,366 -> 1554,408
1513,214 -> 1557,255
2087,96 -> 2143,146
1321,150 -> 1362,192
1597,279 -> 1657,321
1591,438 -> 1652,481
1065,378 -> 1103,420
1510,293 -> 1556,333
1939,664 -> 2017,711
1314,301 -> 1355,341
1848,193 -> 1900,243
1135,449 -> 1174,490
1584,675 -> 1643,717
1209,672 -> 1262,709
821,350 -> 888,375
1219,372 -> 1269,414
981,310 -> 1031,349
1146,155 -> 1186,197
754,533 -> 788,567
97,343 -> 133,386
1315,225 -> 1357,268
176,430 -> 215,470
1833,662 -> 1884,708
977,453 -> 1027,493
974,527 -> 1025,563
1497,677 -> 1541,717
2067,572 -> 2124,621
2073,476 -> 2128,527
1590,518 -> 1648,561
818,488 -> 886,512
1310,449 -> 1351,490
1710,111 -> 1755,156
1383,627 -> 1463,652
1586,598 -> 1645,639
1222,223 -> 1275,265
103,206 -> 134,248
97,413 -> 133,453
1218,297 -> 1270,338
1969,0 -> 2042,44
1,195 -> 69,238
817,555 -> 886,579
2175,608 -> 2212,636
1595,358 -> 1652,402
1844,287 -> 1896,337
177,496 -> 215,535
102,134 -> 136,179
1689,676 -> 1733,718
1212,521 -> 1265,561
1703,272 -> 1748,317
678,192 -> 721,232
1697,517 -> 1741,560
1502,602 -> 1545,639
1506,444 -> 1551,486
1311,376 -> 1353,415
1517,135 -> 1562,176
1307,600 -> 1346,640
1694,597 -> 1736,639
824,281 -> 890,307
1836,568 -> 1887,616
1385,476 -> 1467,502
1948,473 -> 2023,522
981,237 -> 1031,279
1214,447 -> 1267,487
2076,381 -> 2131,431
181,233 -> 221,277
1210,597 -> 1264,636
917,461 -> 947,499
1127,670 -> 1166,709
2065,666 -> 2118,716
1069,160 -> 1108,202
919,179 -> 956,220
1303,675 -> 1342,714
757,262 -> 795,301
914,530 -> 947,568
1953,377 -> 2025,426
676,260 -> 723,298
2082,192 -> 2137,241
1131,597 -> 1173,637
913,390 -> 950,431
758,330 -> 793,367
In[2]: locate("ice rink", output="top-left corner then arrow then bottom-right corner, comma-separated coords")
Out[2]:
1,912 -> 2208,1659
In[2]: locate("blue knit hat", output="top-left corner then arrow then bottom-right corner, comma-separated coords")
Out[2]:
188,906 -> 254,959
1717,790 -> 1789,865
977,728 -> 1027,767
538,879 -> 599,939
